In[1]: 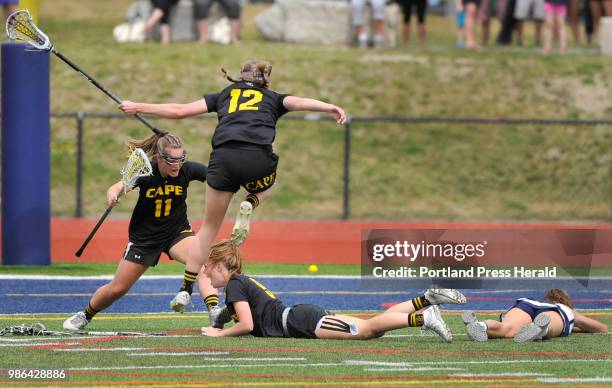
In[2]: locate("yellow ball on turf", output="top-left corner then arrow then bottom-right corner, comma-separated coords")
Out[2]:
308,264 -> 319,273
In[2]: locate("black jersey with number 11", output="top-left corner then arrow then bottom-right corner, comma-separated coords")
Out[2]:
129,161 -> 206,246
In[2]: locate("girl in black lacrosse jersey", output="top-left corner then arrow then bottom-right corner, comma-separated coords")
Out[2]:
63,133 -> 220,331
198,240 -> 466,342
119,59 -> 347,314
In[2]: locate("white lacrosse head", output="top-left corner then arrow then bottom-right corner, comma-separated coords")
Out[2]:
6,10 -> 52,51
121,148 -> 153,190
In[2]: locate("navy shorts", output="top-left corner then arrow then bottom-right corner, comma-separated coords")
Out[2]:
206,141 -> 278,194
504,299 -> 574,336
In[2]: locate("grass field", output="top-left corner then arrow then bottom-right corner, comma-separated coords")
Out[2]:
1,262 -> 611,386
11,0 -> 607,221
1,312 -> 610,386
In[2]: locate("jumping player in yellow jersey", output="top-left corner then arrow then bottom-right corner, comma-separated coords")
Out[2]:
63,133 -> 220,330
119,59 -> 347,318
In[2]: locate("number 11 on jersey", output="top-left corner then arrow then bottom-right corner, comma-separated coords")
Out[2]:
154,199 -> 172,217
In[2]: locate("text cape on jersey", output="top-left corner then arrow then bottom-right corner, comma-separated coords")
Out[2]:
128,161 -> 206,246
225,274 -> 287,337
204,82 -> 290,148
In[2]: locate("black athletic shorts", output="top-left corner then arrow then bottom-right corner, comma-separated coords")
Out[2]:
286,304 -> 327,339
151,0 -> 179,24
123,222 -> 194,267
206,141 -> 279,194
193,0 -> 241,19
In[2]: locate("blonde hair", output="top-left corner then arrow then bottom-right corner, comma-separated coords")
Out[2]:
544,288 -> 574,309
127,132 -> 184,159
221,59 -> 272,89
208,239 -> 243,278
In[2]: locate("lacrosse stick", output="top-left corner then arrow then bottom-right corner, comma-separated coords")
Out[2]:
5,10 -> 165,136
0,323 -> 166,337
75,148 -> 152,257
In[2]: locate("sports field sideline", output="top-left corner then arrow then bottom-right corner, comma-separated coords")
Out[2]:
1,273 -> 610,386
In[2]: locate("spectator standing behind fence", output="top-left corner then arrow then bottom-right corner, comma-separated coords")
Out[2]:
514,0 -> 545,46
351,0 -> 386,48
542,0 -> 568,53
567,0 -> 580,45
590,0 -> 612,42
144,0 -> 178,45
397,0 -> 428,46
194,0 -> 241,44
463,0 -> 481,49
479,0 -> 505,46
455,0 -> 467,47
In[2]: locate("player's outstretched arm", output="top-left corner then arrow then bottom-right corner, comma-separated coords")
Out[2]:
119,99 -> 208,119
201,301 -> 253,337
573,311 -> 608,334
283,96 -> 347,124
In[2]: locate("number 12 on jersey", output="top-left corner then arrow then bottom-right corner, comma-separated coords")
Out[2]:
228,89 -> 263,113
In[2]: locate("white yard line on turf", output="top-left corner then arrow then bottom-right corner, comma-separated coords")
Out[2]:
364,367 -> 465,372
68,363 -> 345,371
345,359 -> 612,366
128,354 -> 306,360
539,377 -> 612,383
450,373 -> 555,377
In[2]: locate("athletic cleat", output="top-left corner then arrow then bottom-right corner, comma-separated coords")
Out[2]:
209,305 -> 232,329
514,313 -> 551,343
230,201 -> 253,246
462,310 -> 488,342
424,287 -> 467,305
63,312 -> 90,331
423,305 -> 453,342
170,291 -> 191,313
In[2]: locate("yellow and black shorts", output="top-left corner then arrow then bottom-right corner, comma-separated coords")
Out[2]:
207,141 -> 278,194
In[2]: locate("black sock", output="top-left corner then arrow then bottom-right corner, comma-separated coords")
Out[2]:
246,193 -> 259,209
411,296 -> 431,310
84,303 -> 99,320
180,270 -> 198,294
204,294 -> 219,311
408,312 -> 424,327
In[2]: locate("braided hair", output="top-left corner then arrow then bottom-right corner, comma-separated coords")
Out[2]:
221,59 -> 273,89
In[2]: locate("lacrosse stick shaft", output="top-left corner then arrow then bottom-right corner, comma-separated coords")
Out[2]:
52,49 -> 163,135
75,189 -> 124,257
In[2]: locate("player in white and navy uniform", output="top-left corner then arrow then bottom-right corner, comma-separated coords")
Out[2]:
462,288 -> 608,342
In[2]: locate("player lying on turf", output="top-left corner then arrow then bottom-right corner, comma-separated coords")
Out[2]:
198,240 -> 466,342
462,288 -> 608,342
64,133 -> 221,330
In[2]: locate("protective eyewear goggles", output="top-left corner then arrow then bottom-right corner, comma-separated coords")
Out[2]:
160,152 -> 186,165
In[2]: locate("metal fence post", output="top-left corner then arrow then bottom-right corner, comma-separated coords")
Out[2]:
75,111 -> 84,218
342,116 -> 352,220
